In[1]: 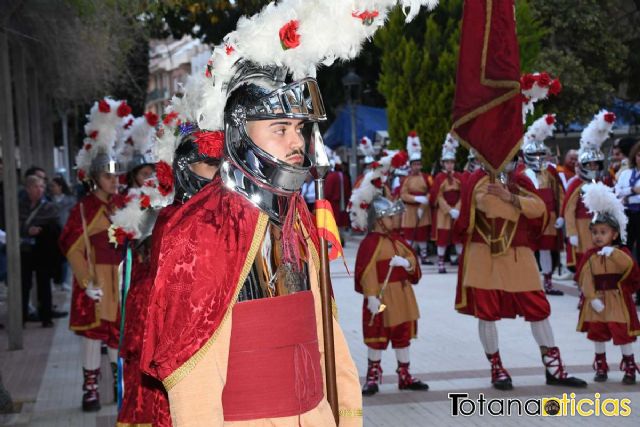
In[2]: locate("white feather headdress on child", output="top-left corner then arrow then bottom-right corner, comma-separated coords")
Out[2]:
582,182 -> 628,243
441,133 -> 459,161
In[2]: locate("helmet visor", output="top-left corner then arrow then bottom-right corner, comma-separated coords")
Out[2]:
245,78 -> 326,122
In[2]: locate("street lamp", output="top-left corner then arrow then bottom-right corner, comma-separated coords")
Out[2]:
342,69 -> 362,185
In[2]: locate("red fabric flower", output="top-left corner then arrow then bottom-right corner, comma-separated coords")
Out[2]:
545,115 -> 555,125
408,130 -> 417,138
145,112 -> 159,127
225,44 -> 235,55
78,169 -> 86,181
279,20 -> 301,50
98,99 -> 110,113
391,151 -> 409,168
194,131 -> 225,158
139,194 -> 151,209
370,161 -> 381,169
156,161 -> 174,196
126,137 -> 133,146
360,138 -> 368,145
83,143 -> 92,151
88,130 -> 98,139
163,111 -> 179,125
359,202 -> 370,210
205,58 -> 213,78
124,118 -> 134,129
537,72 -> 551,87
113,194 -> 132,209
117,101 -> 132,118
520,73 -> 536,91
352,9 -> 379,25
549,79 -> 562,96
114,228 -> 134,246
371,177 -> 383,188
604,112 -> 616,124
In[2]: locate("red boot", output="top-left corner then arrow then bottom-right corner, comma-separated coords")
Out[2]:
82,368 -> 101,412
593,353 -> 609,382
487,351 -> 513,390
397,362 -> 429,391
362,359 -> 382,396
542,346 -> 587,387
620,355 -> 640,385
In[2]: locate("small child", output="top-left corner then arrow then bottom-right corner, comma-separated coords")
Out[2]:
576,182 -> 640,384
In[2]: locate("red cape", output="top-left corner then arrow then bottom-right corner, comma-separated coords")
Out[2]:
428,171 -> 463,206
141,178 -> 265,384
59,193 -> 106,255
561,177 -> 585,217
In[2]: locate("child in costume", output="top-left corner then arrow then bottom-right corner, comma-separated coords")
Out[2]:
576,182 -> 640,384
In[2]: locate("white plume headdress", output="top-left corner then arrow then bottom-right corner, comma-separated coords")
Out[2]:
406,131 -> 422,162
521,72 -> 561,122
582,182 -> 627,243
441,133 -> 459,161
579,110 -> 616,157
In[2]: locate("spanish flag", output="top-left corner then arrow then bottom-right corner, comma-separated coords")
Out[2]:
315,199 -> 344,261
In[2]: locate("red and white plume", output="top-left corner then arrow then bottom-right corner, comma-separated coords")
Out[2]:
75,98 -> 131,181
579,110 -> 616,156
358,136 -> 375,162
406,131 -> 422,162
582,181 -> 627,243
521,72 -> 561,122
524,114 -> 556,144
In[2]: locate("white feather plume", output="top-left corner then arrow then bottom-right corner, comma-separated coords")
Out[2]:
579,110 -> 616,154
524,114 -> 556,144
358,136 -> 375,157
582,182 -> 628,243
441,133 -> 459,159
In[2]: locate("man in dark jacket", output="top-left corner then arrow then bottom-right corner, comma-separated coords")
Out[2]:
19,175 -> 62,327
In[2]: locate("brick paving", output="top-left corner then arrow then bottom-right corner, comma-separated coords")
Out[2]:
0,235 -> 639,426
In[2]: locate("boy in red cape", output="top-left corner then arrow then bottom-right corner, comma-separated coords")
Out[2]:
454,158 -> 586,390
575,182 -> 640,384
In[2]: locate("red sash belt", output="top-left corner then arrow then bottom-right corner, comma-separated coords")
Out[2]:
538,188 -> 556,214
376,260 -> 408,283
222,291 -> 323,421
594,274 -> 622,291
442,190 -> 460,207
90,230 -> 122,265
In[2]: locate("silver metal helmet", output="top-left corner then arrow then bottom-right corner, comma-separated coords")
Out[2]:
220,61 -> 327,224
522,139 -> 547,172
90,149 -> 121,178
126,150 -> 154,174
366,195 -> 397,230
578,148 -> 605,181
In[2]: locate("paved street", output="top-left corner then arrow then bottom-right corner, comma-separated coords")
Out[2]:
2,234 -> 640,426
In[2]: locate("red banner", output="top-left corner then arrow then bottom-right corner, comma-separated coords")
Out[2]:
451,0 -> 522,173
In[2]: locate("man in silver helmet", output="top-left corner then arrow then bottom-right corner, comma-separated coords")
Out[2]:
354,194 -> 428,396
142,62 -> 362,426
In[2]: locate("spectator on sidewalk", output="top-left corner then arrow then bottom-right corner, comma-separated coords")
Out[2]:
19,175 -> 63,327
50,176 -> 76,290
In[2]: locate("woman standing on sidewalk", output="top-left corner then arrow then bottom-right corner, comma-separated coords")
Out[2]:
59,98 -> 130,412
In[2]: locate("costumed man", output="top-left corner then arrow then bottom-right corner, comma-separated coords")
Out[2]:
352,177 -> 428,396
430,134 -> 463,274
560,110 -> 616,270
325,151 -> 352,244
521,114 -> 565,295
59,98 -> 131,411
115,109 -> 220,426
576,182 -> 640,385
137,0 -> 446,423
454,155 -> 587,390
353,136 -> 375,189
463,149 -> 481,176
400,132 -> 432,264
557,149 -> 578,190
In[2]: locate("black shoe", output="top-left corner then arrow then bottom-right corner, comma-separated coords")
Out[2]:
622,374 -> 636,385
51,310 -> 68,318
41,320 -> 54,328
402,380 -> 429,391
82,397 -> 101,412
450,258 -> 459,266
545,288 -> 564,296
545,371 -> 587,387
492,378 -> 513,390
362,382 -> 379,396
593,372 -> 608,382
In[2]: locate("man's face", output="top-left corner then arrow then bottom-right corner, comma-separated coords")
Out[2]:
565,151 -> 578,169
612,147 -> 624,165
246,118 -> 306,166
410,161 -> 422,174
26,179 -> 45,202
189,161 -> 218,180
443,160 -> 455,173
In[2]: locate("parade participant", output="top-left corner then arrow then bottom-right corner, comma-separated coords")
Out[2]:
114,108 -> 220,426
353,183 -> 428,395
400,132 -> 432,264
576,182 -> 640,384
522,114 -> 565,295
557,149 -> 578,189
59,98 -> 131,411
455,156 -> 587,390
325,151 -> 351,243
561,110 -> 616,269
430,134 -> 462,273
353,136 -> 375,189
139,1 -> 448,424
119,112 -> 160,189
463,149 -> 481,175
